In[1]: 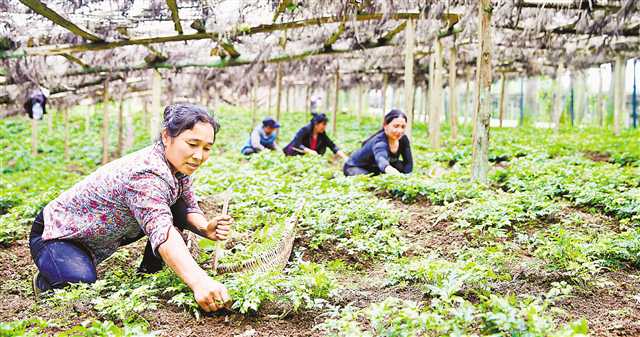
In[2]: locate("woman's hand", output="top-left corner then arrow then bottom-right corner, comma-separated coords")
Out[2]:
192,275 -> 232,312
157,227 -> 232,313
337,151 -> 349,160
206,214 -> 234,241
385,165 -> 401,175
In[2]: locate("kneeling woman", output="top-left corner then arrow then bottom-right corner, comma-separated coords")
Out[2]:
283,112 -> 348,159
30,103 -> 233,313
343,109 -> 413,176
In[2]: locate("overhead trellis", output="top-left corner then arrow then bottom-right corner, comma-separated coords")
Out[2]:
1,0 -> 639,115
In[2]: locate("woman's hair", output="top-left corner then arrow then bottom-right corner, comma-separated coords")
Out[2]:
159,103 -> 220,144
361,109 -> 408,145
310,112 -> 328,126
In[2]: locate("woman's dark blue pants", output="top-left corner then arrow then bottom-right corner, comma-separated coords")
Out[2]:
29,199 -> 191,292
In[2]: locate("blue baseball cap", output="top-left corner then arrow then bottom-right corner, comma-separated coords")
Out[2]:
262,117 -> 280,128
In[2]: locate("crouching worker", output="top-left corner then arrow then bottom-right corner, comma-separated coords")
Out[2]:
344,109 -> 413,176
240,117 -> 280,155
283,112 -> 348,159
29,103 -> 234,313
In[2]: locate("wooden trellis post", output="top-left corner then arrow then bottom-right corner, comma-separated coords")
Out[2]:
429,39 -> 443,148
404,18 -> 415,138
102,77 -> 110,164
117,92 -> 125,158
285,84 -> 290,113
421,82 -> 428,123
85,104 -> 92,136
47,106 -> 53,133
471,0 -> 492,183
63,105 -> 69,161
31,118 -> 38,156
267,84 -> 272,115
552,65 -> 564,132
382,73 -> 388,120
427,51 -> 436,126
597,66 -> 604,127
305,84 -> 311,113
614,55 -> 625,135
333,64 -> 340,135
448,46 -> 458,140
275,63 -> 282,121
143,97 -> 149,130
464,68 -> 471,126
357,84 -> 364,123
251,86 -> 257,127
498,72 -> 506,128
150,70 -> 162,143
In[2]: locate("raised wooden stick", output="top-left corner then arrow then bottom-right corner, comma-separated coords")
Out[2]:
212,191 -> 231,274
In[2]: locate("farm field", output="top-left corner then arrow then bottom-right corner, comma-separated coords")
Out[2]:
1,105 -> 639,336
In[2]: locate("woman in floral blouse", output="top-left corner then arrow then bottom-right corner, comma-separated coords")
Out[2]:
29,103 -> 233,313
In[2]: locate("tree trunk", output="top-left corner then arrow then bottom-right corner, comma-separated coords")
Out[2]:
102,77 -> 110,164
448,46 -> 458,140
150,70 -> 162,143
333,65 -> 340,135
63,106 -> 70,161
471,0 -> 492,183
614,56 -> 625,135
275,63 -> 283,121
498,72 -> 506,128
404,19 -> 415,138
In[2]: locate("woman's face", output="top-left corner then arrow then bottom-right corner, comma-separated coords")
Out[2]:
313,121 -> 327,134
384,117 -> 407,142
162,121 -> 215,175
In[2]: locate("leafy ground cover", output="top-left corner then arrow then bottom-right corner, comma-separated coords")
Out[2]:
1,104 -> 639,336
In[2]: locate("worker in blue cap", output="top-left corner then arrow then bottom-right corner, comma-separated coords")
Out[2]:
241,117 -> 280,155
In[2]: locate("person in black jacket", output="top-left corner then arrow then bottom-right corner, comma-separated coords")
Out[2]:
283,113 -> 348,160
24,89 -> 48,120
343,109 -> 413,176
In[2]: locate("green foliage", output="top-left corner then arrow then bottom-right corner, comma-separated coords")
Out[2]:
318,284 -> 587,337
0,318 -> 48,337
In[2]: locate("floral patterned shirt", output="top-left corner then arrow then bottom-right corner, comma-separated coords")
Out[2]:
43,143 -> 203,264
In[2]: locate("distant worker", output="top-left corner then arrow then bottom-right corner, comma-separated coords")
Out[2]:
343,109 -> 413,176
24,88 -> 48,120
310,95 -> 322,114
241,117 -> 280,155
283,112 -> 348,160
